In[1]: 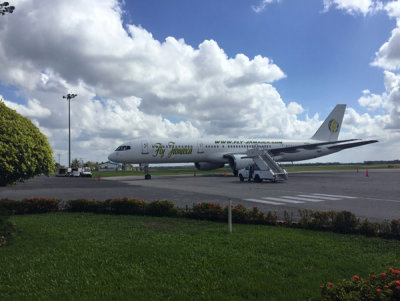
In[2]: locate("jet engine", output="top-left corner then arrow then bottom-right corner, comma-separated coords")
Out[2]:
225,154 -> 254,175
194,162 -> 225,171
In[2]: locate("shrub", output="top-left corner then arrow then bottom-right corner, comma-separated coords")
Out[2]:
264,211 -> 278,225
298,209 -> 333,230
359,218 -> 379,237
190,202 -> 225,221
0,100 -> 54,186
1,198 -> 60,214
390,219 -> 400,239
310,210 -> 333,230
332,211 -> 359,234
283,210 -> 294,226
248,207 -> 265,224
298,209 -> 313,228
320,268 -> 400,300
146,200 -> 177,217
230,204 -> 250,223
20,198 -> 60,214
108,198 -> 146,215
0,199 -> 23,214
67,199 -> 104,213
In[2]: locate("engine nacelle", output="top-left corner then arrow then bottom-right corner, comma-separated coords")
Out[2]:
226,154 -> 254,171
194,162 -> 225,171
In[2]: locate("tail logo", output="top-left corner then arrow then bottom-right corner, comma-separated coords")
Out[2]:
328,119 -> 339,133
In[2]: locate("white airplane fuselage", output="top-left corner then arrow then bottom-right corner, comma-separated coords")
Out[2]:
108,138 -> 338,165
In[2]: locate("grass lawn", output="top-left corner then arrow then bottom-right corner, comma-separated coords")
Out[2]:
1,213 -> 399,300
92,165 -> 392,178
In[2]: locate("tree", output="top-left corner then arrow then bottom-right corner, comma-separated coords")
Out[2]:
71,158 -> 81,169
84,161 -> 99,171
0,100 -> 54,186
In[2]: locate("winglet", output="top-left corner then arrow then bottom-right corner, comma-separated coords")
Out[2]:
311,104 -> 346,141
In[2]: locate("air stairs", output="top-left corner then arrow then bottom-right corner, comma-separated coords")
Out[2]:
245,148 -> 288,181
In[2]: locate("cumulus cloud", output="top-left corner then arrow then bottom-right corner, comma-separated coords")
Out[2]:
2,97 -> 51,118
358,90 -> 384,110
1,0 -> 398,164
322,0 -> 383,15
0,0 -> 308,164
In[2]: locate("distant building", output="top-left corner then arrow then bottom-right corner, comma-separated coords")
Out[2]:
98,161 -> 122,171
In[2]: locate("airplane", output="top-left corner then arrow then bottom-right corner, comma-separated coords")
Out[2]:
108,104 -> 378,179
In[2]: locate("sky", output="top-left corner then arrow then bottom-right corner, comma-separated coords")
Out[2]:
0,0 -> 400,166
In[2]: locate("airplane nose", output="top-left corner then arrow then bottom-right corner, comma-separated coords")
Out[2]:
108,152 -> 115,162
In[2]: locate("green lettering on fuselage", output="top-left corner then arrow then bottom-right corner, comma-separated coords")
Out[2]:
153,142 -> 192,159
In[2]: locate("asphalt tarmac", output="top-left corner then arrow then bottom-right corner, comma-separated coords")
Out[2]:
1,169 -> 399,221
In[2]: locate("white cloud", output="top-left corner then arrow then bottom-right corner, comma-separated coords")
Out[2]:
358,90 -> 384,110
3,97 -> 51,118
0,0 -> 300,164
322,0 -> 382,15
252,0 -> 281,13
372,26 -> 400,70
0,0 -> 396,165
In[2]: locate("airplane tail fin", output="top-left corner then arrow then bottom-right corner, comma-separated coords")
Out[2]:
311,104 -> 346,141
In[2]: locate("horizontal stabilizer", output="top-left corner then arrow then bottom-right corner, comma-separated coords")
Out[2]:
269,139 -> 358,156
327,140 -> 378,151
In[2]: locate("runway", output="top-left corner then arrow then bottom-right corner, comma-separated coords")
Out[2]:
1,169 -> 399,221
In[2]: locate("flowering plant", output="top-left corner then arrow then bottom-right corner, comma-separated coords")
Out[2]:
321,268 -> 400,300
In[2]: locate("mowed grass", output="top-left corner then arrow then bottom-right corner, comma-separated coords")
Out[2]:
1,214 -> 399,300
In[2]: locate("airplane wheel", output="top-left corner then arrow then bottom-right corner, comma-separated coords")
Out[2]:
145,174 -> 151,180
233,170 -> 238,177
254,175 -> 262,183
239,174 -> 244,182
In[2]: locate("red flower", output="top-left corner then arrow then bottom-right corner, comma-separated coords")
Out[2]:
377,289 -> 382,292
394,270 -> 400,274
380,273 -> 386,278
353,275 -> 360,281
371,274 -> 377,278
396,286 -> 400,291
394,280 -> 400,285
327,282 -> 334,286
320,286 -> 323,290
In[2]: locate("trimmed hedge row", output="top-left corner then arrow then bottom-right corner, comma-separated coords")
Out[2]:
1,198 -> 400,240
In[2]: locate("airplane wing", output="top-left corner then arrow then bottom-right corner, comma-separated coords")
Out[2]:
269,139 -> 377,156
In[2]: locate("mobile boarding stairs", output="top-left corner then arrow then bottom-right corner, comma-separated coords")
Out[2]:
242,148 -> 288,182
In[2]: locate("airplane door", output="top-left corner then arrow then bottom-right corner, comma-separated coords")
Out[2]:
197,141 -> 204,153
141,140 -> 149,154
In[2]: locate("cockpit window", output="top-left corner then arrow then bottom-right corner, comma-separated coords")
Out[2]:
115,145 -> 131,151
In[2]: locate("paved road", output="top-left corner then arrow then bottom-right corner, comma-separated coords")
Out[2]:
1,169 -> 399,221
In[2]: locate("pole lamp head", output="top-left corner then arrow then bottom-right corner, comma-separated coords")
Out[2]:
63,93 -> 78,100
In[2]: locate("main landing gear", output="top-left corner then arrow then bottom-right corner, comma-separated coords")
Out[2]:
142,163 -> 151,180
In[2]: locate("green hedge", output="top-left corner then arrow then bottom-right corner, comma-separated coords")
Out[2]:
0,198 -> 59,214
0,198 -> 399,240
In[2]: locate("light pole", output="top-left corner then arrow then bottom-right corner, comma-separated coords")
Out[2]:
62,93 -> 77,168
0,2 -> 15,15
